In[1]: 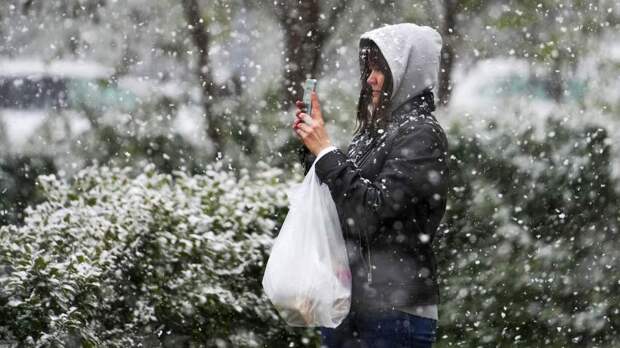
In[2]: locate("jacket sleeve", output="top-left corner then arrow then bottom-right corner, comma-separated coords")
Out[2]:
314,125 -> 448,240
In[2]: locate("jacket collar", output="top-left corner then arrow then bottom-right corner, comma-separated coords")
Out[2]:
356,89 -> 436,140
391,89 -> 436,120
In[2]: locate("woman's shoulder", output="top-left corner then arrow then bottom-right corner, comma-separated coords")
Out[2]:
389,110 -> 444,136
387,113 -> 447,153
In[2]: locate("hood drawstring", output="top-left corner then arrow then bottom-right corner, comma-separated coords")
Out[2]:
355,226 -> 373,284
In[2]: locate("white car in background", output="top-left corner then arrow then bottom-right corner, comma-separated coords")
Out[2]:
450,57 -> 586,113
0,59 -> 205,155
0,59 -> 128,153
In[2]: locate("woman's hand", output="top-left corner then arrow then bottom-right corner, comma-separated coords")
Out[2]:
292,91 -> 332,156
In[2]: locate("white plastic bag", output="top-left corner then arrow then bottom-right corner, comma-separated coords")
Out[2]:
262,162 -> 351,328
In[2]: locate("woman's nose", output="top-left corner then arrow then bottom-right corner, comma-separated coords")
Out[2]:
367,72 -> 376,86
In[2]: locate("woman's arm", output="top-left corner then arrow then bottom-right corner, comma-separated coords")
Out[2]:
298,144 -> 340,176
314,124 -> 448,240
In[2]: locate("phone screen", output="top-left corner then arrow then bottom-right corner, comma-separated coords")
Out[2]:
302,79 -> 317,120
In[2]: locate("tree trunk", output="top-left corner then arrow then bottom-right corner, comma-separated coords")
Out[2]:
181,0 -> 225,158
275,0 -> 320,108
438,0 -> 457,107
274,0 -> 350,108
272,0 -> 350,171
548,52 -> 564,102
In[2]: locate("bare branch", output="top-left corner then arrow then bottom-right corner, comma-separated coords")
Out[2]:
322,0 -> 352,36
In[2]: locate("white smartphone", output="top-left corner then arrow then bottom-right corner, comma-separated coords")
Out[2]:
302,78 -> 317,123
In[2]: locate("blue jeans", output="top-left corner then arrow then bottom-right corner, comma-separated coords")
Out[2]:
320,308 -> 437,348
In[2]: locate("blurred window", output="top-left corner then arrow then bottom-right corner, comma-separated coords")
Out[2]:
66,79 -> 137,112
0,77 -> 67,109
0,76 -> 137,112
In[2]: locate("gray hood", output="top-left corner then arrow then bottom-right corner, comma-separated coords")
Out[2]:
360,23 -> 443,113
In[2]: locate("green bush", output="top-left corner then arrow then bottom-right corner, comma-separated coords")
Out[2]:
0,155 -> 56,227
437,116 -> 620,347
0,162 -> 317,347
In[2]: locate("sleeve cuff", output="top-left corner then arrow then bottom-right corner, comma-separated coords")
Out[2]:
314,148 -> 348,185
315,145 -> 338,163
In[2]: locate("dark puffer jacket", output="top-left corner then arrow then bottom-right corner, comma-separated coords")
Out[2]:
299,92 -> 448,311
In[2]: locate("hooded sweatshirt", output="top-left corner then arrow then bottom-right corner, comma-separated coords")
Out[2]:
360,23 -> 443,115
362,23 -> 443,320
302,23 -> 446,320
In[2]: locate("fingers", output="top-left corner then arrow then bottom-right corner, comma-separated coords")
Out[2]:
295,101 -> 306,113
293,128 -> 304,139
296,122 -> 312,134
292,121 -> 312,139
293,97 -> 318,140
294,125 -> 308,139
293,114 -> 310,139
310,91 -> 321,118
301,113 -> 314,126
292,120 -> 302,131
296,104 -> 306,113
295,112 -> 314,126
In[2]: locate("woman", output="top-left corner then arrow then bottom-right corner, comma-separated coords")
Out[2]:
293,23 -> 447,347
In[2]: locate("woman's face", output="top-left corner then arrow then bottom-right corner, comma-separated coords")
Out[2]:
366,66 -> 385,108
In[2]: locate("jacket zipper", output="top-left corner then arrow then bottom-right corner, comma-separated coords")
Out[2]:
357,111 -> 435,285
352,138 -> 375,284
355,134 -> 384,168
366,232 -> 373,284
354,135 -> 388,285
356,227 -> 373,285
354,140 -> 376,168
352,130 -> 391,285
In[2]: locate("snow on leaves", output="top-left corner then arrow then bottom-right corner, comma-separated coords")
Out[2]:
0,161 -> 293,346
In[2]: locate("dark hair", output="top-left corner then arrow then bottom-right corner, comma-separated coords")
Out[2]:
355,39 -> 393,135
